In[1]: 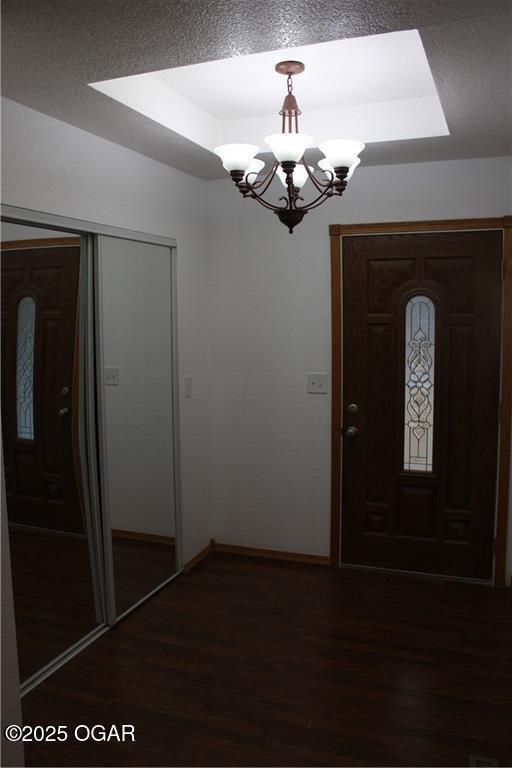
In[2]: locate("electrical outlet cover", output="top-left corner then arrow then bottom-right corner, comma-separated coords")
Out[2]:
307,372 -> 329,394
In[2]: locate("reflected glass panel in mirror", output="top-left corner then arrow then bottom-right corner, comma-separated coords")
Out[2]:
16,296 -> 36,440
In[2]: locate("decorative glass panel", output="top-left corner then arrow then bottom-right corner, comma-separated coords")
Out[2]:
16,297 -> 36,440
403,295 -> 435,472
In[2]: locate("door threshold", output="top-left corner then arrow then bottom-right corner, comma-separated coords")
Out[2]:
340,561 -> 492,585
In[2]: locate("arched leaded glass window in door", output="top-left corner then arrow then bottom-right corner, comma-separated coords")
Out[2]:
403,295 -> 435,472
16,296 -> 36,440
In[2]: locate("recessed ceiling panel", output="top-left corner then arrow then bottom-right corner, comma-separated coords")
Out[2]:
90,30 -> 449,155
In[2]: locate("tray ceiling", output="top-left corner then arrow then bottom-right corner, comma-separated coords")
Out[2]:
1,0 -> 511,179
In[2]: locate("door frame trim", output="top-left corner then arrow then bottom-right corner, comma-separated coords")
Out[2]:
1,237 -> 81,249
329,217 -> 512,586
1,204 -> 177,248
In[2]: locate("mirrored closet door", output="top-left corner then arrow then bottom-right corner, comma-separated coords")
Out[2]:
1,221 -> 103,684
2,210 -> 181,690
96,235 -> 179,620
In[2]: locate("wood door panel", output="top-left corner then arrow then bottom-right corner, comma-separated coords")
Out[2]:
46,478 -> 63,501
365,504 -> 388,534
42,316 -> 61,473
342,231 -> 502,579
16,449 -> 40,496
1,246 -> 82,533
367,258 -> 416,313
425,257 -> 475,312
31,266 -> 63,309
1,267 -> 24,304
396,485 -> 436,539
445,512 -> 470,543
366,323 -> 392,503
446,323 -> 473,510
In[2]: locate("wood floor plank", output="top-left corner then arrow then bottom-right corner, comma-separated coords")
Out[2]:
21,553 -> 512,767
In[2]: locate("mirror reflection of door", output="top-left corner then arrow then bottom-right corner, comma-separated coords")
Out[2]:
341,230 -> 502,579
98,236 -> 177,618
1,225 -> 100,681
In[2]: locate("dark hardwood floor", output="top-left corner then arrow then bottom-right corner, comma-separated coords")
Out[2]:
112,537 -> 176,616
10,527 -> 176,682
21,553 -> 512,767
9,526 -> 98,682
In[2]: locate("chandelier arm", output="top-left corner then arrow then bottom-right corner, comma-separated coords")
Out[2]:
242,169 -> 279,204
291,194 -> 305,209
248,194 -> 280,211
306,162 -> 336,189
295,187 -> 335,211
247,161 -> 279,192
244,172 -> 259,187
300,159 -> 330,193
244,170 -> 277,201
298,190 -> 338,212
248,190 -> 289,211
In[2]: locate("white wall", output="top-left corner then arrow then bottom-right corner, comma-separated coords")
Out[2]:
206,157 -> 512,578
1,97 -> 213,563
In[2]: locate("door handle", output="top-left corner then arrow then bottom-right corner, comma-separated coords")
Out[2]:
58,407 -> 69,417
344,426 -> 359,439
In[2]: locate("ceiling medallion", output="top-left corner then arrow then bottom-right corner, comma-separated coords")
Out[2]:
214,61 -> 365,233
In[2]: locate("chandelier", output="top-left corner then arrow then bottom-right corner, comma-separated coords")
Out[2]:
214,61 -> 365,233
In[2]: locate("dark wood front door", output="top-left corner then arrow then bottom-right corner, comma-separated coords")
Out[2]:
1,242 -> 83,533
341,231 -> 502,579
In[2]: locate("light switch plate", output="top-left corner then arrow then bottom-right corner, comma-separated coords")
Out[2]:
184,375 -> 192,398
307,372 -> 329,394
105,367 -> 119,386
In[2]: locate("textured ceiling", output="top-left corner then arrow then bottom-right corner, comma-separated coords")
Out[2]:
2,0 -> 511,179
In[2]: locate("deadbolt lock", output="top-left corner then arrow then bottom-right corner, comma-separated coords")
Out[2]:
347,403 -> 359,414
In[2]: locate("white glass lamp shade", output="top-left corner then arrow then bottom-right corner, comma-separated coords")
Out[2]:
243,158 -> 265,182
214,143 -> 260,173
318,139 -> 365,169
264,133 -> 313,163
346,157 -> 361,181
319,156 -> 360,181
276,164 -> 313,189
